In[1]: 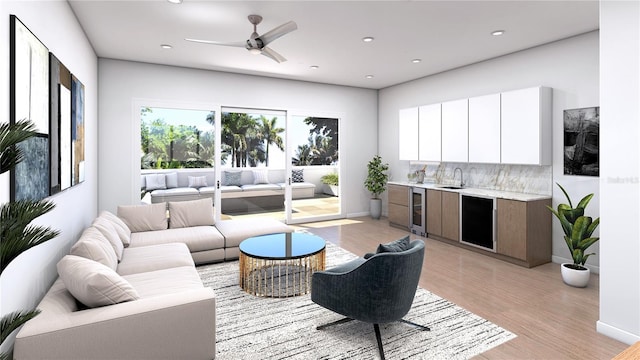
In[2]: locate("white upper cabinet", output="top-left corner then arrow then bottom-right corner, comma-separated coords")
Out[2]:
441,98 -> 469,162
468,93 -> 501,163
501,86 -> 552,165
398,107 -> 419,160
418,103 -> 441,162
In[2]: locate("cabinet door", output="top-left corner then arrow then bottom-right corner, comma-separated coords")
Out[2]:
468,93 -> 501,163
501,87 -> 552,165
399,107 -> 419,160
496,199 -> 527,261
388,184 -> 409,206
441,99 -> 469,162
441,191 -> 459,241
426,189 -> 442,236
418,103 -> 441,162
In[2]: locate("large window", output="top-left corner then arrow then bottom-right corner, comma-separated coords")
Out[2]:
140,107 -> 215,169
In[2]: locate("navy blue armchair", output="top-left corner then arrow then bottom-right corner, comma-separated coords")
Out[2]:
311,239 -> 428,359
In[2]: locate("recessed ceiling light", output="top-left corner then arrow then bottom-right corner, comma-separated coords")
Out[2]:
310,65 -> 319,70
491,30 -> 505,36
167,0 -> 182,4
160,44 -> 173,49
365,75 -> 374,79
362,37 -> 374,43
411,59 -> 422,63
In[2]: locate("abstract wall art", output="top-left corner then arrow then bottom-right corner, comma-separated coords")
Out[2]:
10,15 -> 50,201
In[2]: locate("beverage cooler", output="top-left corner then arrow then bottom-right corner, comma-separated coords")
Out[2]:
410,187 -> 426,236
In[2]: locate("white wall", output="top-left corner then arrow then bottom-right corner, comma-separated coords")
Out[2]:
378,32 -> 600,268
98,60 -> 377,217
597,0 -> 640,345
0,1 -> 98,354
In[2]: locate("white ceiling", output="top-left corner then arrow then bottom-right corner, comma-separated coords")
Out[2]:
68,0 -> 599,90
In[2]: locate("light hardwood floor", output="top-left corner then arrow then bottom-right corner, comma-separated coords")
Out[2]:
292,217 -> 628,360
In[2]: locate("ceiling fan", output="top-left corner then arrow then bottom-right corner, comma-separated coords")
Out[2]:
185,15 -> 297,63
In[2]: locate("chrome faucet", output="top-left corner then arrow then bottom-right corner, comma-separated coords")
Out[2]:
453,167 -> 464,188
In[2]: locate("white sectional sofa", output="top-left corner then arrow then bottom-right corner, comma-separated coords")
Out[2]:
142,168 -> 317,205
14,199 -> 293,359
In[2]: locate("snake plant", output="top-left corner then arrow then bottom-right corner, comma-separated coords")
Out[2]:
547,183 -> 600,268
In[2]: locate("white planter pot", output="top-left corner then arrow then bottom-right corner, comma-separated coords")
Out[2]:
322,184 -> 339,196
370,198 -> 382,219
561,263 -> 590,288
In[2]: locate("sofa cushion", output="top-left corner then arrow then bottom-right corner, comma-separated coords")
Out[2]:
91,219 -> 124,262
118,202 -> 168,232
165,172 -> 178,188
145,173 -> 167,191
70,227 -> 118,270
241,184 -> 282,192
117,243 -> 194,276
215,218 -> 293,248
122,266 -> 204,298
57,255 -> 140,308
129,226 -> 225,253
219,185 -> 242,193
98,210 -> 131,247
188,176 -> 208,188
252,169 -> 269,184
223,170 -> 242,186
292,169 -> 304,182
169,198 -> 215,229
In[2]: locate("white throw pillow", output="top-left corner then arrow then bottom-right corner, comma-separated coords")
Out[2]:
117,202 -> 168,233
165,172 -> 178,188
91,219 -> 124,262
168,198 -> 215,229
252,169 -> 269,184
57,255 -> 140,308
70,227 -> 118,270
145,174 -> 167,191
98,210 -> 132,247
188,176 -> 208,188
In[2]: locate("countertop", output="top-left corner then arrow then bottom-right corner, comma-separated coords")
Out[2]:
387,181 -> 551,201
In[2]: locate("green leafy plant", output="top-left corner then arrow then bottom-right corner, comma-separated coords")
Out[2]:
0,120 -> 59,359
320,172 -> 338,186
547,183 -> 600,268
364,155 -> 389,199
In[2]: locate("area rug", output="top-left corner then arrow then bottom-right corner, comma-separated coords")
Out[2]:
197,241 -> 516,359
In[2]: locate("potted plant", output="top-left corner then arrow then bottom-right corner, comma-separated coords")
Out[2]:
0,120 -> 59,359
547,183 -> 600,287
320,172 -> 339,196
364,155 -> 389,219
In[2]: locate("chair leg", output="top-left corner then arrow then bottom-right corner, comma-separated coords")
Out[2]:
373,324 -> 386,360
316,317 -> 353,330
400,318 -> 431,331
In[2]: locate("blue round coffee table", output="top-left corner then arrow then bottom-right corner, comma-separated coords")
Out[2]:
239,232 -> 326,297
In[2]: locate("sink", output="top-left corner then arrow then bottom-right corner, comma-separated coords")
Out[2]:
436,185 -> 463,190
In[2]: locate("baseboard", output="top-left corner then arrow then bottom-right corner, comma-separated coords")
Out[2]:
597,321 -> 640,345
347,212 -> 370,218
552,255 -> 600,274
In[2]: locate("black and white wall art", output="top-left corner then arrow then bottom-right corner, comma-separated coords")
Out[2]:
563,106 -> 599,177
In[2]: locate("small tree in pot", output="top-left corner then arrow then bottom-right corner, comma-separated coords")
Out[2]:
547,183 -> 599,287
364,155 -> 389,219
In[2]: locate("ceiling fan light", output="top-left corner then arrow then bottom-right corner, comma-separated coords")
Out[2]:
248,48 -> 262,55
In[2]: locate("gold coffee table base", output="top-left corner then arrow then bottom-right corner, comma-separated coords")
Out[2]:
239,249 -> 325,297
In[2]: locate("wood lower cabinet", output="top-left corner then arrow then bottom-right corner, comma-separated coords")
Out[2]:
496,198 -> 551,267
426,189 -> 459,241
388,184 -> 410,229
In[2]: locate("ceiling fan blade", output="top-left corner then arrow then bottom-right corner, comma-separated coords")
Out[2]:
261,46 -> 287,63
257,21 -> 297,46
184,38 -> 246,47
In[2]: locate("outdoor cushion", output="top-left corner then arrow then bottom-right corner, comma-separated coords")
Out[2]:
252,169 -> 270,184
223,170 -> 242,186
241,184 -> 281,192
188,176 -> 208,188
145,174 -> 166,191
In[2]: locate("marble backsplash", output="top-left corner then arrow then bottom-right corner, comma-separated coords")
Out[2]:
403,162 -> 552,195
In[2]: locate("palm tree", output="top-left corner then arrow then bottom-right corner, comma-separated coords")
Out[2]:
221,113 -> 257,167
292,144 -> 313,165
0,120 -> 59,360
258,116 -> 284,167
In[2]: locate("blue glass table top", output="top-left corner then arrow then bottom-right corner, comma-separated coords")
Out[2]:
239,232 -> 326,260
